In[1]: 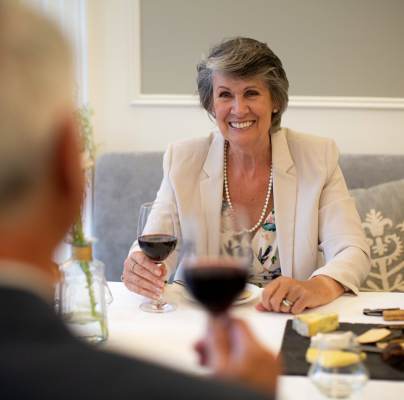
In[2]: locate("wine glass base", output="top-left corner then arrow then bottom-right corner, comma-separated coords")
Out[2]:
140,300 -> 176,313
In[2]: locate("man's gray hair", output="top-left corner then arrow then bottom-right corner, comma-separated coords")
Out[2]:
196,37 -> 289,134
0,2 -> 73,214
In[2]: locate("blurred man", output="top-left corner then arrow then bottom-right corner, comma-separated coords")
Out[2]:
0,2 -> 280,399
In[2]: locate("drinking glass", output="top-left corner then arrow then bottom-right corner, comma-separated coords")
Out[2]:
182,211 -> 251,316
137,201 -> 178,313
308,332 -> 369,399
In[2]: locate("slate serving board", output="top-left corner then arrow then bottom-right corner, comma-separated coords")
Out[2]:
280,320 -> 404,381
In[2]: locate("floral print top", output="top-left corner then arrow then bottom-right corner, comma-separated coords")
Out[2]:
219,201 -> 281,287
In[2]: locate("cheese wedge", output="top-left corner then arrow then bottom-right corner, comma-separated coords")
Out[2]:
293,313 -> 339,337
310,331 -> 355,350
237,290 -> 250,301
356,328 -> 391,344
306,348 -> 366,368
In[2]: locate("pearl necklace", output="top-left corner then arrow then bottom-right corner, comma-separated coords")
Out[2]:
223,141 -> 273,233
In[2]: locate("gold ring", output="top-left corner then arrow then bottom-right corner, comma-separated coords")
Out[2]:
281,298 -> 294,308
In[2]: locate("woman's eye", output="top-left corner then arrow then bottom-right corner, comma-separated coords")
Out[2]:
218,91 -> 231,98
245,90 -> 259,97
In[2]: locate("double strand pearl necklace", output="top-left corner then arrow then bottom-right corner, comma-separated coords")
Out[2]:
223,141 -> 273,233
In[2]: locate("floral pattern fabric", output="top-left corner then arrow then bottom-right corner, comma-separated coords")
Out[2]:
360,209 -> 404,291
219,202 -> 281,287
349,180 -> 404,292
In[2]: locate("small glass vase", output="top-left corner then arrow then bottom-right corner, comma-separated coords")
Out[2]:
308,331 -> 369,399
59,244 -> 110,344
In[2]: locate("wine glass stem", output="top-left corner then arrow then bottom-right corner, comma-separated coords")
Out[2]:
154,262 -> 167,308
153,296 -> 166,309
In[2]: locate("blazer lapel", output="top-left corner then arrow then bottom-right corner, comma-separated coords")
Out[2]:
272,129 -> 297,277
199,132 -> 224,256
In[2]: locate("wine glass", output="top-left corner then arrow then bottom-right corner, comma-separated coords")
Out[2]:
182,211 -> 251,315
137,201 -> 178,313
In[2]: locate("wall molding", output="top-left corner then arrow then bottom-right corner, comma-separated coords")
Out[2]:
130,94 -> 404,110
130,0 -> 404,110
287,96 -> 404,110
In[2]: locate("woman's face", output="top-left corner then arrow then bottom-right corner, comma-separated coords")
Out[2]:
211,72 -> 275,150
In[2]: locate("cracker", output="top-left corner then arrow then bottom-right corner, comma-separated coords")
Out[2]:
356,328 -> 391,344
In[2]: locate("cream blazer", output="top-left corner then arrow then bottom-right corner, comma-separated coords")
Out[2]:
131,128 -> 370,294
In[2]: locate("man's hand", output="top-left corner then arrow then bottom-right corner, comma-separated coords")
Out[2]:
195,317 -> 281,395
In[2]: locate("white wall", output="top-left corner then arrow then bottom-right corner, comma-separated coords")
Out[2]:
24,0 -> 88,104
87,0 -> 404,155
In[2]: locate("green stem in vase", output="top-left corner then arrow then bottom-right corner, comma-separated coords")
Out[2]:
68,105 -> 107,338
79,258 -> 107,337
71,214 -> 103,329
72,209 -> 86,245
79,259 -> 97,317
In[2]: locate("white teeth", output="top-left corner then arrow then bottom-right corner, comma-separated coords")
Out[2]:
229,121 -> 254,129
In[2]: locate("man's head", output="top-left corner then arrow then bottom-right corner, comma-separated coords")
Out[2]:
0,2 -> 84,264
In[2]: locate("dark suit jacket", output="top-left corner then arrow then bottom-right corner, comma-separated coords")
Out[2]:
0,287 -> 271,400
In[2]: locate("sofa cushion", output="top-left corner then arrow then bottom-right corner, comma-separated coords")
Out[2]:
340,154 -> 404,190
350,179 -> 404,292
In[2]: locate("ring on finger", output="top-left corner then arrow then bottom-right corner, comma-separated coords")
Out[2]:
130,261 -> 137,273
281,298 -> 294,308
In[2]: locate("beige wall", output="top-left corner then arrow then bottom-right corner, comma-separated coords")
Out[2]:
88,0 -> 404,155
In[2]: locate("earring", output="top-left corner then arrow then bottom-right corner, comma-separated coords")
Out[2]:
273,109 -> 278,114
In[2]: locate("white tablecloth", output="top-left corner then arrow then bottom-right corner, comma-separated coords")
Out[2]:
104,282 -> 404,399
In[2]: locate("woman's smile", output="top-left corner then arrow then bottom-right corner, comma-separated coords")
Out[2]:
228,120 -> 256,130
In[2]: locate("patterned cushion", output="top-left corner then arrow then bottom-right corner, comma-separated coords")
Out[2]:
350,179 -> 404,292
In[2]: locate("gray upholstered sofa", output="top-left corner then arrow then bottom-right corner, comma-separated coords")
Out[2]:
94,153 -> 404,291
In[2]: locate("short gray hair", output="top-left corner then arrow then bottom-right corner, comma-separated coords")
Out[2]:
0,2 -> 73,214
196,37 -> 289,133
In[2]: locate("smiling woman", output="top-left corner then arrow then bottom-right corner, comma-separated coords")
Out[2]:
123,37 -> 370,316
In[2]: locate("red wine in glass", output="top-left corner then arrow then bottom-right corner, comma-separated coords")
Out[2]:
137,201 -> 178,313
184,258 -> 248,314
138,234 -> 177,262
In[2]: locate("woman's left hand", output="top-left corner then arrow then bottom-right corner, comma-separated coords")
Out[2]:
256,275 -> 345,314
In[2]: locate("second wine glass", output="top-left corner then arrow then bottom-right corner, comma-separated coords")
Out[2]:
182,212 -> 251,315
137,201 -> 177,313
184,255 -> 249,315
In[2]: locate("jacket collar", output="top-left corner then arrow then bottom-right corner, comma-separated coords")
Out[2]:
202,131 -> 224,179
200,131 -> 224,256
272,128 -> 297,277
271,128 -> 295,175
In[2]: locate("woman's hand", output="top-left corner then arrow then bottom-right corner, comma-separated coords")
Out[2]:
122,251 -> 166,300
256,275 -> 344,314
195,316 -> 281,395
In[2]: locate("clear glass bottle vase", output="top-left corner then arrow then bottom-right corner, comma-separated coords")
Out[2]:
59,244 -> 111,344
308,331 -> 369,399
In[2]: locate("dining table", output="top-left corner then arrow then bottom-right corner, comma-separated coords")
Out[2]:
104,282 -> 404,400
